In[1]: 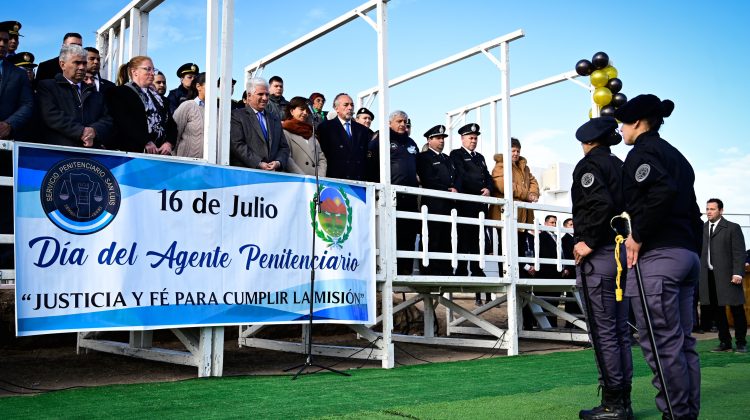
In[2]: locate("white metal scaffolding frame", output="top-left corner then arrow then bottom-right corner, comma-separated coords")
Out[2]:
1,0 -> 609,377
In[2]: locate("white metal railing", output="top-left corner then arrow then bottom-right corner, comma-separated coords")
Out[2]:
1,140 -> 15,287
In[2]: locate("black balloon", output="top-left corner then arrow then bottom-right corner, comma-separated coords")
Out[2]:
611,93 -> 627,107
575,59 -> 593,76
606,78 -> 622,94
592,51 -> 609,69
600,105 -> 616,117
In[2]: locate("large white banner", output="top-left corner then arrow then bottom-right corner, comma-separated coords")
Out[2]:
14,144 -> 376,336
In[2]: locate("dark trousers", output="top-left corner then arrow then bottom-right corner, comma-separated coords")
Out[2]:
423,217 -> 452,276
627,247 -> 701,419
0,152 -> 13,269
455,206 -> 487,277
707,270 -> 747,346
396,193 -> 419,275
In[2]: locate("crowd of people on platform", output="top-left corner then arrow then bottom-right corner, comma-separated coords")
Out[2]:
5,20 -> 750,420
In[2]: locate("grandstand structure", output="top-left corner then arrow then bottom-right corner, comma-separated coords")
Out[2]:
13,0 -> 745,378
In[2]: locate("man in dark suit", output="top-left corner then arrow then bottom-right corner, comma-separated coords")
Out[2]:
416,124 -> 457,276
1,22 -> 34,269
229,77 -> 289,171
537,214 -> 562,327
35,32 -> 82,83
83,47 -> 115,94
36,44 -> 112,149
700,198 -> 747,353
317,93 -> 371,181
450,123 -> 493,279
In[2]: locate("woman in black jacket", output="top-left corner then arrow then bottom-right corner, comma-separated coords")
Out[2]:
106,56 -> 175,154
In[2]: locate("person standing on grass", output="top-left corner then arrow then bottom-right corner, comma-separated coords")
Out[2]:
571,117 -> 632,420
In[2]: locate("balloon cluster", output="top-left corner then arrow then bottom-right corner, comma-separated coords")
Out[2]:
575,51 -> 627,117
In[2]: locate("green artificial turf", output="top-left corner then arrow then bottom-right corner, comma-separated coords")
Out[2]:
1,339 -> 748,419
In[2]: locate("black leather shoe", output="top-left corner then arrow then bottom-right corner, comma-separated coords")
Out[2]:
711,342 -> 733,352
736,344 -> 747,353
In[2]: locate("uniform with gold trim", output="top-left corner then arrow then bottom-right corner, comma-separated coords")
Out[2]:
450,123 -> 493,277
416,124 -> 457,276
8,51 -> 36,82
167,62 -> 199,114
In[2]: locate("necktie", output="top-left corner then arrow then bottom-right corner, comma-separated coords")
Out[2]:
257,111 -> 268,139
471,151 -> 476,158
345,121 -> 352,138
708,223 -> 715,270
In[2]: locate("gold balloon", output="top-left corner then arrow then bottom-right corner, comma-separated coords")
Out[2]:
590,70 -> 608,87
603,65 -> 618,79
593,87 -> 613,106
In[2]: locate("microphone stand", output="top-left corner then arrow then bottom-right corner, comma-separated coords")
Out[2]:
285,103 -> 350,379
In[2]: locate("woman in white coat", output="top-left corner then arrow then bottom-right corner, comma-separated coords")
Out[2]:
281,96 -> 327,176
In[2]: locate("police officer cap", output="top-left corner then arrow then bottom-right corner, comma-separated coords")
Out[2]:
0,21 -> 22,36
575,117 -> 621,146
176,62 -> 200,78
424,124 -> 448,139
614,94 -> 674,124
8,51 -> 36,68
458,123 -> 481,136
356,107 -> 374,119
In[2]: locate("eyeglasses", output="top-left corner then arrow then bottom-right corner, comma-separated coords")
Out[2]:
137,66 -> 155,73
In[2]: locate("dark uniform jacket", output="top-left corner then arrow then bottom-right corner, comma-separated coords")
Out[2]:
36,74 -> 113,148
229,106 -> 290,170
167,85 -> 190,115
571,145 -> 624,250
367,129 -> 419,187
450,147 -> 492,216
317,118 -> 371,181
0,59 -> 34,139
622,131 -> 702,253
106,84 -> 176,152
416,149 -> 457,214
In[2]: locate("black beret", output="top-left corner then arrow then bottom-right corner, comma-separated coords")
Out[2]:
176,63 -> 199,78
575,117 -> 621,146
614,94 -> 674,124
8,51 -> 36,68
356,107 -> 374,119
458,123 -> 480,136
424,124 -> 448,139
0,21 -> 22,36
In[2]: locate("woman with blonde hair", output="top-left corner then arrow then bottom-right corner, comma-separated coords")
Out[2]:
106,56 -> 175,153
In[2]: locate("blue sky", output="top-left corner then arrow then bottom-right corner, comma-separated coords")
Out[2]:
9,0 -> 750,214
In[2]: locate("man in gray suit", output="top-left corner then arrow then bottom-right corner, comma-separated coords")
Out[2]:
700,198 -> 747,353
230,77 -> 289,171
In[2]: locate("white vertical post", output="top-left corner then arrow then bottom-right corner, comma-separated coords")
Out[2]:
128,8 -> 141,58
490,100 -> 497,157
139,12 -> 149,56
499,40 -> 519,356
117,18 -> 126,69
376,0 -> 394,369
107,27 -> 115,81
203,0 -> 219,164
218,0 -> 235,166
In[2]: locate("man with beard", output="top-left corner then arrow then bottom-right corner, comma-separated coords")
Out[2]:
83,47 -> 115,94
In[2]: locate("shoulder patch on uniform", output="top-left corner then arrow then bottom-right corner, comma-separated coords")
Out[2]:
581,172 -> 595,188
635,163 -> 650,183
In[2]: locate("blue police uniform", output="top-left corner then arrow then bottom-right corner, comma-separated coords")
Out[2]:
450,124 -> 492,277
618,95 -> 702,420
416,125 -> 457,275
368,129 -> 420,275
572,117 -> 633,420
